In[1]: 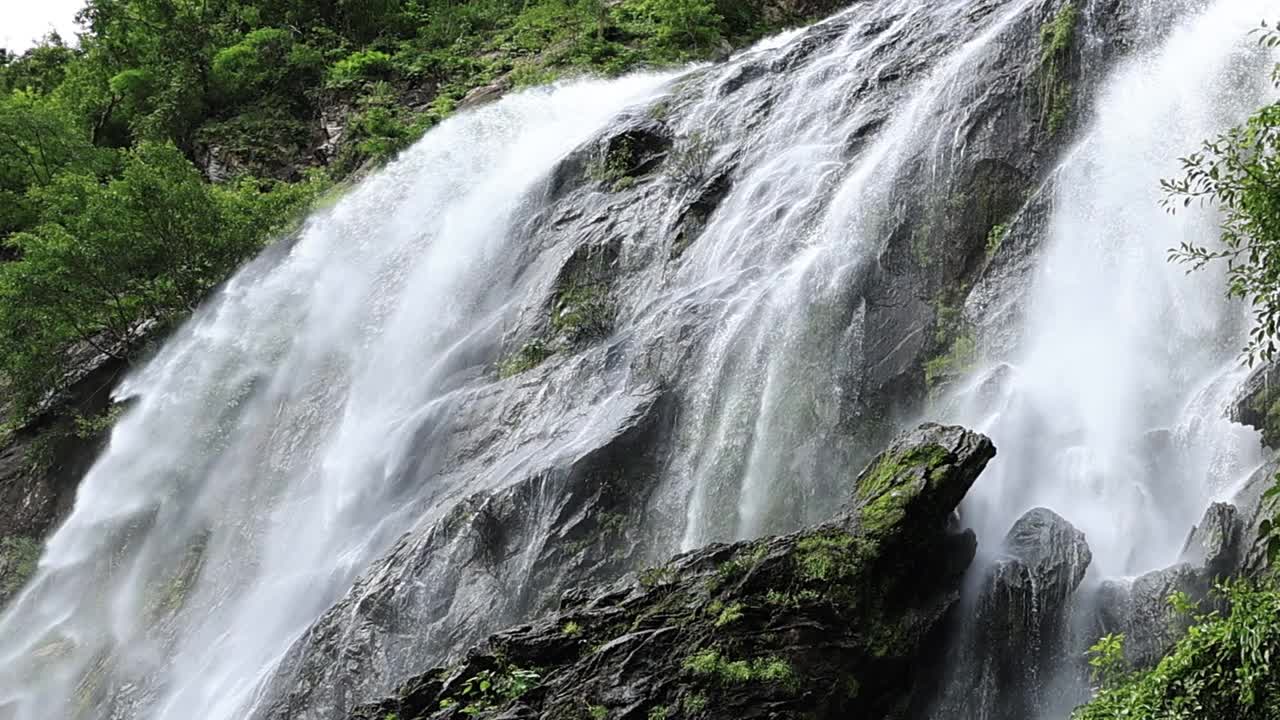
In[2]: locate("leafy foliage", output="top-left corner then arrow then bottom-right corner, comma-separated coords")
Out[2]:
0,142 -> 324,408
439,665 -> 541,716
1166,21 -> 1280,365
1075,583 -> 1280,720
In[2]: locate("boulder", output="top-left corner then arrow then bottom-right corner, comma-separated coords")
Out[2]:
931,508 -> 1092,720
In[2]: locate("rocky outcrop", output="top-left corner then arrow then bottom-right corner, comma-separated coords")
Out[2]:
348,424 -> 995,720
1094,502 -> 1250,669
1229,361 -> 1280,449
931,508 -> 1092,720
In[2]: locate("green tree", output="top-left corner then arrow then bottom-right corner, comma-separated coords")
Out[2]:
0,142 -> 322,408
1165,22 -> 1280,364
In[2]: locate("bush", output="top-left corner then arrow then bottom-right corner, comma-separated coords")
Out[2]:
1075,583 -> 1280,720
328,49 -> 396,88
211,28 -> 296,102
0,142 -> 325,411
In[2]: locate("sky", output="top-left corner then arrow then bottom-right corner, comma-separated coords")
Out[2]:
1,0 -> 84,53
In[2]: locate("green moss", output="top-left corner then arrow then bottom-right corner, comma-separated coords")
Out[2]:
1038,2 -> 1079,134
682,648 -> 797,690
925,330 -> 977,390
586,138 -> 636,188
646,706 -> 669,720
552,283 -> 612,341
562,620 -> 583,637
985,223 -> 1009,258
499,339 -> 553,378
0,536 -> 41,597
589,706 -> 608,720
794,531 -> 856,582
856,445 -> 950,503
856,444 -> 954,536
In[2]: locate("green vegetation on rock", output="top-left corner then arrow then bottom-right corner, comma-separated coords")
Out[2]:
1075,583 -> 1280,720
0,536 -> 41,599
350,425 -> 994,720
1038,2 -> 1080,134
924,301 -> 977,391
682,648 -> 797,689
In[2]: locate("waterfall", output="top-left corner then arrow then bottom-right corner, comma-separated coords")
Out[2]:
935,0 -> 1276,717
0,74 -> 676,720
0,0 -> 1275,718
950,0 -> 1272,580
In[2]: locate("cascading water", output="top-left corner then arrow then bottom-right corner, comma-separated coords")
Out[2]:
951,0 -> 1271,578
935,0 -> 1276,717
0,75 -> 676,720
0,0 -> 1275,719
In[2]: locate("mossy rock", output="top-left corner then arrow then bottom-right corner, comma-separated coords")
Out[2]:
350,424 -> 995,720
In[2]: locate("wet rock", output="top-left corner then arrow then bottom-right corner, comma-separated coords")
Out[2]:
0,335 -> 131,608
1096,564 -> 1205,669
263,386 -> 679,720
349,424 -> 996,720
1004,508 -> 1093,609
1227,359 -> 1280,449
932,508 -> 1092,720
1095,503 -> 1249,669
458,81 -> 510,111
1179,502 -> 1245,580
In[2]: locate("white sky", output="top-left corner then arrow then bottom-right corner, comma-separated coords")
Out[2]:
1,0 -> 85,53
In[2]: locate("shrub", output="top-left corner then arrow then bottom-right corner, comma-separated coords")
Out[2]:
328,50 -> 396,88
1075,583 -> 1280,720
209,28 -> 316,103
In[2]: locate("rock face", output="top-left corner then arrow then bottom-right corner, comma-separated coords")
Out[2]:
347,424 -> 995,720
931,508 -> 1092,720
0,343 -> 129,607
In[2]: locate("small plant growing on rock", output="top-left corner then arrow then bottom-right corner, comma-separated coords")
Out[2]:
682,694 -> 708,714
498,339 -> 552,378
985,223 -> 1009,258
639,565 -> 677,588
562,620 -> 583,637
440,665 -> 541,716
668,130 -> 717,186
712,601 -> 743,627
1086,633 -> 1127,689
682,648 -> 797,689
